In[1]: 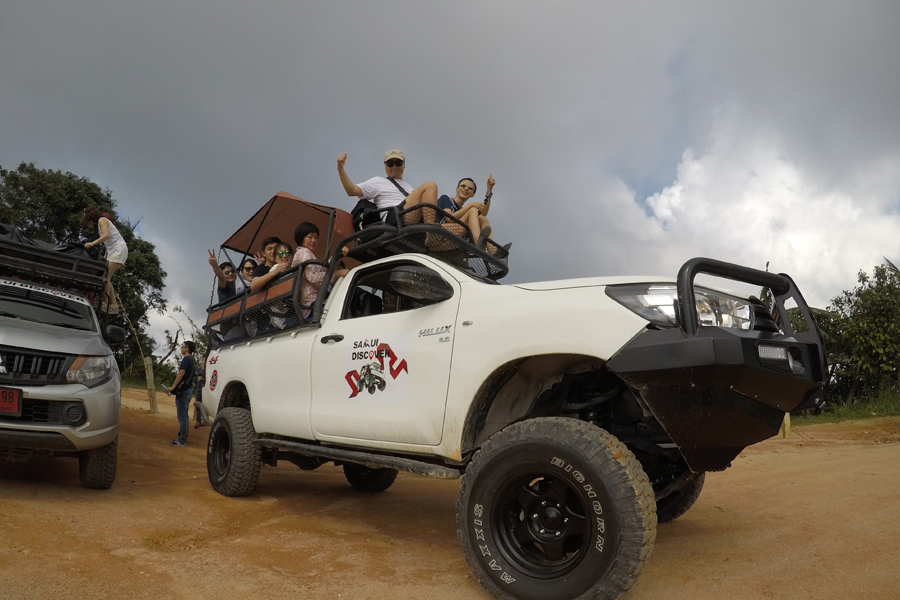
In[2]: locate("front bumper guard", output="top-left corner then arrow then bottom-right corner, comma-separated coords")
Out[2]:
607,258 -> 828,472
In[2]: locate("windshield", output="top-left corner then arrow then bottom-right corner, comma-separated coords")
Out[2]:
0,278 -> 97,332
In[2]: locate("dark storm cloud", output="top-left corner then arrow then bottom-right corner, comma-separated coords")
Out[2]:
2,1 -> 899,345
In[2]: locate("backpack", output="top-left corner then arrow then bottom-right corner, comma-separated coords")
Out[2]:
350,178 -> 410,231
351,198 -> 382,232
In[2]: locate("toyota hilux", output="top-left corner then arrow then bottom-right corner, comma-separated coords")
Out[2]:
202,207 -> 826,600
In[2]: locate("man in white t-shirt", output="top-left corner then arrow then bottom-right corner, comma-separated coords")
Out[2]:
337,149 -> 440,226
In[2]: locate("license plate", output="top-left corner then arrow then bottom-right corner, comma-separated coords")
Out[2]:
0,387 -> 22,417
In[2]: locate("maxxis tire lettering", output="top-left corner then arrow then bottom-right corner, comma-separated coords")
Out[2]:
456,417 -> 656,600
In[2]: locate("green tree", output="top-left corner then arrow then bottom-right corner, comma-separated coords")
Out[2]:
0,162 -> 168,376
827,263 -> 900,402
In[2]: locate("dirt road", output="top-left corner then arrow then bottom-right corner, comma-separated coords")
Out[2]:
1,390 -> 899,600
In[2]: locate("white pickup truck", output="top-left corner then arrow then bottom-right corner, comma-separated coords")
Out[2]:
202,219 -> 826,600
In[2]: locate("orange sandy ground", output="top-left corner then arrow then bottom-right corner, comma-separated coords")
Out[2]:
0,388 -> 898,600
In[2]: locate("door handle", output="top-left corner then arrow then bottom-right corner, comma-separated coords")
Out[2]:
321,334 -> 344,344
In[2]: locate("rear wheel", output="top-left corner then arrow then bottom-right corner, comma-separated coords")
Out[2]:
207,407 -> 261,496
78,436 -> 118,490
657,472 -> 705,523
343,463 -> 398,492
457,417 -> 656,600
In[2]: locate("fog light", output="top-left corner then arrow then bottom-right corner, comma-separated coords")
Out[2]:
758,345 -> 788,361
63,403 -> 86,426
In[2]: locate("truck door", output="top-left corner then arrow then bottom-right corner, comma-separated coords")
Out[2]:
311,260 -> 460,446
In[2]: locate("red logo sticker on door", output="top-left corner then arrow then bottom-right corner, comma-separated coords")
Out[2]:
345,342 -> 408,398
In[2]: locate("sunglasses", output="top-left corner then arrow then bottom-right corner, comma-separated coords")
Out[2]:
242,266 -> 254,272
385,159 -> 404,167
222,269 -> 234,275
459,184 -> 475,192
276,250 -> 292,257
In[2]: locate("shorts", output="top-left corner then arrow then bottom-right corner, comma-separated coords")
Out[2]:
107,244 -> 128,265
382,199 -> 406,227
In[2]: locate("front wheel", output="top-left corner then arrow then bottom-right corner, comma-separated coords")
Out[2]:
78,436 -> 118,489
207,407 -> 261,496
457,417 -> 656,600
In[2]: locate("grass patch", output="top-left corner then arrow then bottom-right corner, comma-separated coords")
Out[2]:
793,388 -> 900,426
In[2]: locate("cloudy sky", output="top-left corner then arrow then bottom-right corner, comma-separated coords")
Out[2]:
2,1 -> 899,351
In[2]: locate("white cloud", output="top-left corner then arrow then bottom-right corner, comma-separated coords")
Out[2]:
643,109 -> 900,307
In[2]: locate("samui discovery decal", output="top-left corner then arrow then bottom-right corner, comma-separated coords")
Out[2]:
345,338 -> 408,398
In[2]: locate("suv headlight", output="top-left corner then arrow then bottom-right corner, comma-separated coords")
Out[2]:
606,284 -> 753,330
67,355 -> 115,388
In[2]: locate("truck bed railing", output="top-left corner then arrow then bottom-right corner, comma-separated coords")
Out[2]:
205,261 -> 319,349
342,203 -> 510,281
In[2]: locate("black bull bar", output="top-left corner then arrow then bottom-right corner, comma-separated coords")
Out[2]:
607,258 -> 828,472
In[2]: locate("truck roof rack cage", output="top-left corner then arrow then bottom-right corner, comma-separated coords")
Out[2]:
0,224 -> 108,303
345,203 -> 509,281
205,261 -> 314,349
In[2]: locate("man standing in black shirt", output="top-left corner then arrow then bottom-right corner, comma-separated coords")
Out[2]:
165,341 -> 196,446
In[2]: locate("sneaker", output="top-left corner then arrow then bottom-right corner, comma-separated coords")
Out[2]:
476,226 -> 492,247
169,440 -> 186,447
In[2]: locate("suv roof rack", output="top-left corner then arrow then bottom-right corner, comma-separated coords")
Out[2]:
341,204 -> 510,281
0,224 -> 108,302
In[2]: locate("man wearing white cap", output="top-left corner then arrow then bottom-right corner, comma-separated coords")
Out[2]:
337,150 -> 439,226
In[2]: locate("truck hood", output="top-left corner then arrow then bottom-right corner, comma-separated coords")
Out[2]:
513,275 -> 674,291
0,316 -> 110,356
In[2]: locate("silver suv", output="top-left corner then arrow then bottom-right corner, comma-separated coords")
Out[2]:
0,225 -> 125,489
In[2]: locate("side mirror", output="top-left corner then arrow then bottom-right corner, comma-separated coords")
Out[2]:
390,265 -> 454,304
104,325 -> 127,346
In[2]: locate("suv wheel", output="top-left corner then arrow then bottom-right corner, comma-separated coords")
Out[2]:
657,472 -> 705,523
78,436 -> 118,490
207,407 -> 261,496
457,417 -> 656,600
343,463 -> 398,492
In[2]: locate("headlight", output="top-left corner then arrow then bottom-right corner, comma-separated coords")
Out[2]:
606,284 -> 753,330
67,355 -> 115,387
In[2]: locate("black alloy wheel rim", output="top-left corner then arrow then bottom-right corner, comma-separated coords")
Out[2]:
211,427 -> 232,476
493,472 -> 592,578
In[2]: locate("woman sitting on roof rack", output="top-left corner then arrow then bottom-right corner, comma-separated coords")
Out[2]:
436,175 -> 498,247
82,207 -> 128,315
291,222 -> 349,320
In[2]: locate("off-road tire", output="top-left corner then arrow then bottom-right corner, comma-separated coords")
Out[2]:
457,417 -> 656,600
657,472 -> 705,524
207,407 -> 261,497
78,436 -> 118,490
343,463 -> 398,492
377,380 -> 386,391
